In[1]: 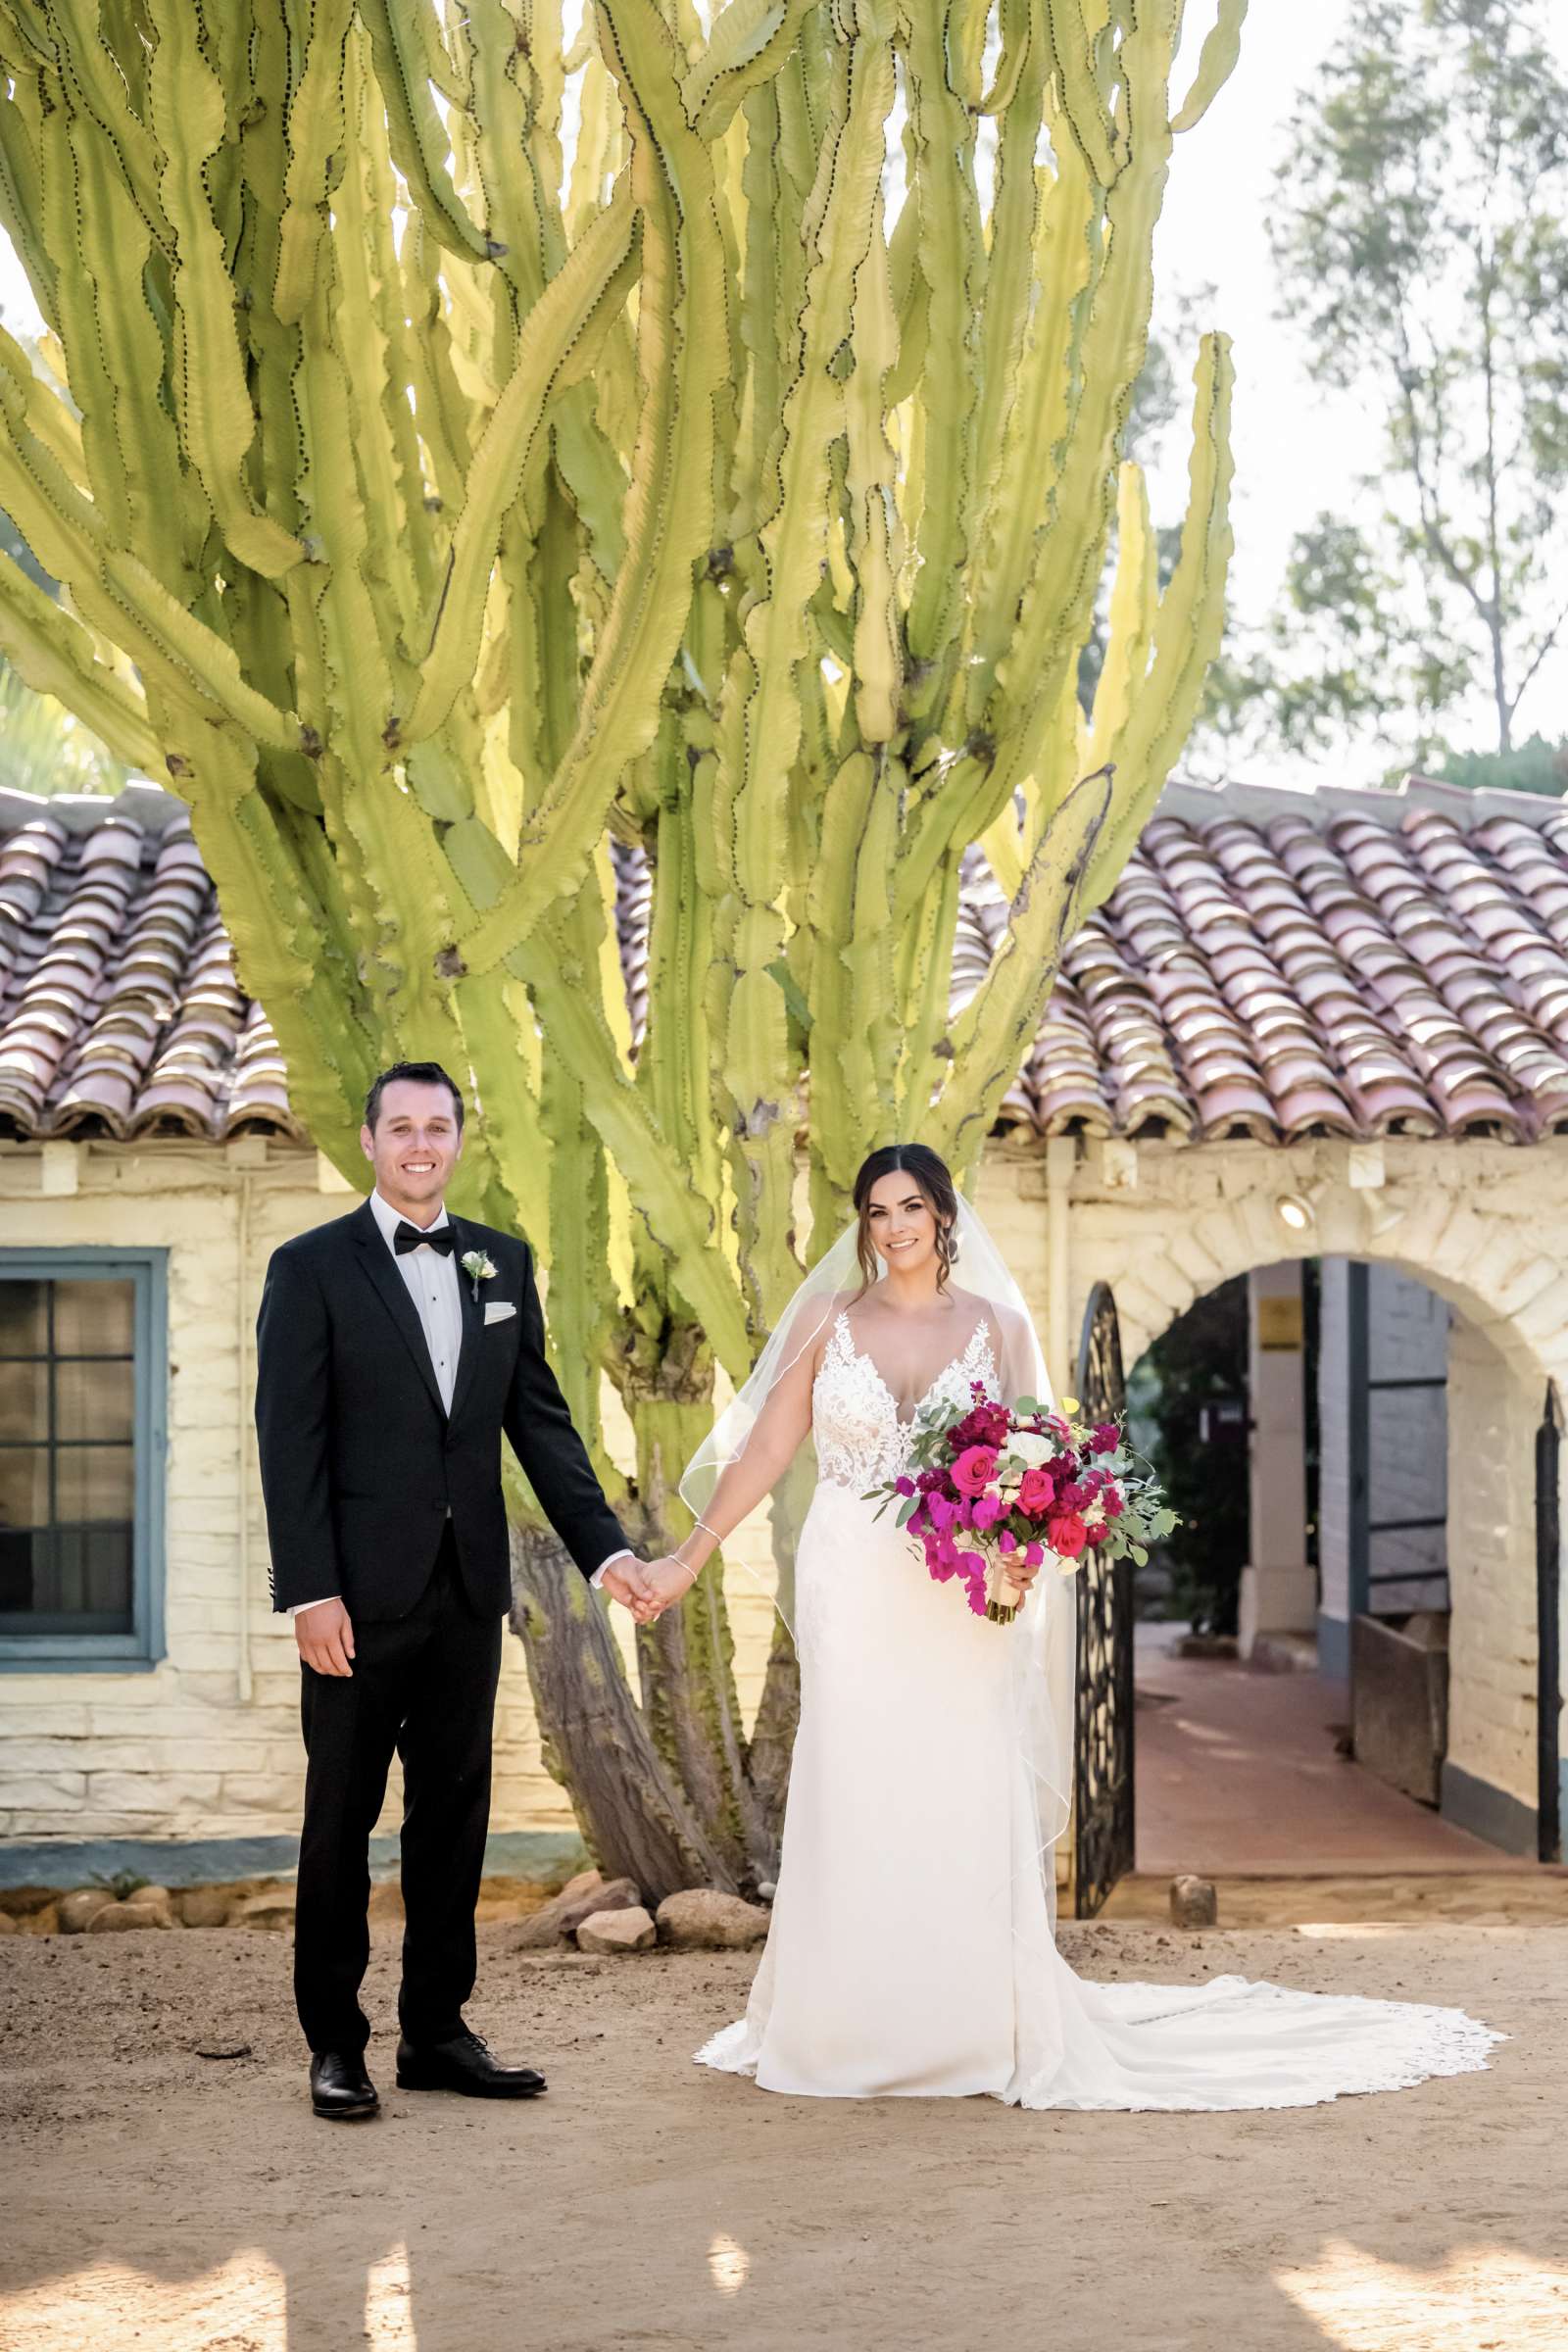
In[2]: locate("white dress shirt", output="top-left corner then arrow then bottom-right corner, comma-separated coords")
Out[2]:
290,1192 -> 631,1615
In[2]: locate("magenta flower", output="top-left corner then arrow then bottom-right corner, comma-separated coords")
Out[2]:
952,1444 -> 1000,1497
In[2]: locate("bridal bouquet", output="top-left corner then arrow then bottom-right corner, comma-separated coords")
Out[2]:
865,1385 -> 1175,1624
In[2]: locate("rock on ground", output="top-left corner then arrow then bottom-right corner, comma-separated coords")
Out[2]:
175,1887 -> 233,1930
86,1899 -> 172,1934
656,1889 -> 770,1951
515,1875 -> 642,1952
575,1906 -> 657,1955
232,1891 -> 297,1933
58,1889 -> 117,1935
1170,1873 -> 1219,1929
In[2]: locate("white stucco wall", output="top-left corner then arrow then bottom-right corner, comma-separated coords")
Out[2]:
2,1126 -> 1562,1852
0,1141 -> 577,1845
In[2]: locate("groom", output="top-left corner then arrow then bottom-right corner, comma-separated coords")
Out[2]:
255,1061 -> 655,2120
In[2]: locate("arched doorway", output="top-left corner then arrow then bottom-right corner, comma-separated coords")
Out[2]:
1117,1254 -> 1558,1881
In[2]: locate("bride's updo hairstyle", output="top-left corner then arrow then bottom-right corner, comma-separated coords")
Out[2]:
852,1144 -> 960,1295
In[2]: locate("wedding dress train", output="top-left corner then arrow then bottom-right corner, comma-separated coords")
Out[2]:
697,1314 -> 1503,2111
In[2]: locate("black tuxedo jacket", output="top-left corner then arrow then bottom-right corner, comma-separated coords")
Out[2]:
254,1200 -> 628,1619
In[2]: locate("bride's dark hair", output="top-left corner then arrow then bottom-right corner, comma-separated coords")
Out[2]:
852,1145 -> 959,1295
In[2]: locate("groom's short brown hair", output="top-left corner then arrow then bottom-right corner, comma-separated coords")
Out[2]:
364,1060 -> 466,1132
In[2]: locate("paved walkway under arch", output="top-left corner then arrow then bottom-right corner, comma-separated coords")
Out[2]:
1131,1625 -> 1530,1878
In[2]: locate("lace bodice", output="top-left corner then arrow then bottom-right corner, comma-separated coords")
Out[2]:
811,1311 -> 998,1492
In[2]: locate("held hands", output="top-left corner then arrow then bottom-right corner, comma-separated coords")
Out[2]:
601,1557 -> 659,1624
295,1596 -> 356,1677
602,1554 -> 700,1626
640,1556 -> 701,1621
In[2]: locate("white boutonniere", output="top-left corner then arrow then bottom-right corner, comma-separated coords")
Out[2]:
461,1248 -> 498,1301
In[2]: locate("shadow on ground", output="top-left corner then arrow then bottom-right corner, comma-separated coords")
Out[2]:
2,1918 -> 1564,2350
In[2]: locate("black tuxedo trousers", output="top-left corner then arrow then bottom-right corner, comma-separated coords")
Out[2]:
254,1200 -> 628,2053
296,1527 -> 499,2051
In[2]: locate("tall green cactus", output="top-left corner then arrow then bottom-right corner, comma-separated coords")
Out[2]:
0,0 -> 1239,1894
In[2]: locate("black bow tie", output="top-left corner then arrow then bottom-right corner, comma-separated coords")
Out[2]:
393,1219 -> 455,1256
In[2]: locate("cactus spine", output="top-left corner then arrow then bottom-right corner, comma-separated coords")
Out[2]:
0,0 -> 1238,1893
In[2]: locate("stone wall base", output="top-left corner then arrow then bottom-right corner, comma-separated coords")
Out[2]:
1441,1759 -> 1539,1858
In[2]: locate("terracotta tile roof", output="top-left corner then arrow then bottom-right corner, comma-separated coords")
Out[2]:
971,779 -> 1568,1144
0,792 -> 298,1143
6,774 -> 1568,1150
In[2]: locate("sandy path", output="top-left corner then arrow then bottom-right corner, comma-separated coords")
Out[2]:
2,1919 -> 1564,2352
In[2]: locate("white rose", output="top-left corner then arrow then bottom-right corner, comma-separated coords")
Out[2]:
1009,1431 -> 1054,1469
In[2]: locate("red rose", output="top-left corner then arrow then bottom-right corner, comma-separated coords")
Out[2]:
1017,1465 -> 1055,1518
1050,1511 -> 1089,1558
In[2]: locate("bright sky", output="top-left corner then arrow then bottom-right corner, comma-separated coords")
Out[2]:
1150,0 -> 1568,772
1,3 -> 1563,776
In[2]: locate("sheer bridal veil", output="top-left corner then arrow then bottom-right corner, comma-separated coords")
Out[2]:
680,1194 -> 1077,1924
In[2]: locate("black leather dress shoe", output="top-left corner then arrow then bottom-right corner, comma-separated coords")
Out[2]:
310,2051 -> 379,2120
395,2029 -> 547,2099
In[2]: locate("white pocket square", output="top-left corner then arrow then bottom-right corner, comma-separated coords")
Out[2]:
484,1300 -> 516,1325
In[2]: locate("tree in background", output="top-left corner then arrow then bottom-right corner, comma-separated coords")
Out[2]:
1197,0 -> 1568,786
0,664 -> 127,799
0,496 -> 125,796
0,0 -> 1240,1893
1126,1276 -> 1250,1637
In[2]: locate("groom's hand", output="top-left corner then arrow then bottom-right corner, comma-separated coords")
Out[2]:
601,1559 -> 657,1624
295,1596 -> 356,1678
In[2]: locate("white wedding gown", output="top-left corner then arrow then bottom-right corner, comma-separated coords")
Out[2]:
697,1313 -> 1503,2110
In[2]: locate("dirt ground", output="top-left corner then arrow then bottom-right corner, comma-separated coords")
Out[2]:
2,1918 -> 1564,2352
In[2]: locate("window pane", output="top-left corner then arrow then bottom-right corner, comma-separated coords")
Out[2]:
0,1359 -> 49,1441
47,1524 -> 134,1622
0,1447 -> 50,1524
0,1527 -> 43,1610
54,1447 -> 134,1522
51,1279 -> 136,1357
0,1282 -> 46,1357
55,1357 -> 135,1444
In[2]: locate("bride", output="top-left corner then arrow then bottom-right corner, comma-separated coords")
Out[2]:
635,1144 -> 1502,2111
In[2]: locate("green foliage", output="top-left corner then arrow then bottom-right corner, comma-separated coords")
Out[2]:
0,665 -> 128,798
1435,735 -> 1568,798
1241,0 -> 1568,767
89,1869 -> 150,1903
1128,1277 -> 1250,1637
0,0 -> 1239,1887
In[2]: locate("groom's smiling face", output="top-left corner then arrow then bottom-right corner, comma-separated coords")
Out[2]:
361,1078 -> 464,1222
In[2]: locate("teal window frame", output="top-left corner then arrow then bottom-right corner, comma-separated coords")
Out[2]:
0,1250 -> 169,1672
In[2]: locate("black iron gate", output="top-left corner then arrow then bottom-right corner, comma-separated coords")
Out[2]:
1539,1384 -> 1562,1866
1073,1283 -> 1135,1917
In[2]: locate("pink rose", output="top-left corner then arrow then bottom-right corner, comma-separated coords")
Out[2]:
1018,1465 -> 1055,1519
1050,1511 -> 1089,1558
952,1445 -> 1000,1498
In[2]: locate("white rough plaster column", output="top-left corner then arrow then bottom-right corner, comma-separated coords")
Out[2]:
1316,1261 -> 1351,1633
1444,1318 -> 1540,1833
1240,1263 -> 1315,1653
